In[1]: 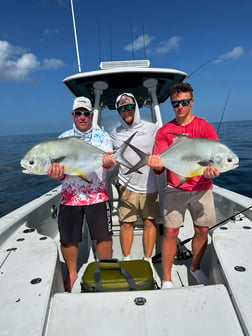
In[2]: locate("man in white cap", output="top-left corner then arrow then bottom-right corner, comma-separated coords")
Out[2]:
109,93 -> 160,277
48,96 -> 113,292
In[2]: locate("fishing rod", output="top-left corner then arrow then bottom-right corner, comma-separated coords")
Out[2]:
216,88 -> 231,134
188,56 -> 231,134
177,204 -> 252,248
152,205 -> 252,263
187,56 -> 224,79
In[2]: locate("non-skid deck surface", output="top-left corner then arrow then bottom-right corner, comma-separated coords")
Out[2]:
212,217 -> 252,335
46,285 -> 243,336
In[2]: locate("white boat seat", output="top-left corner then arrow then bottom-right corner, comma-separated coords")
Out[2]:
212,221 -> 252,335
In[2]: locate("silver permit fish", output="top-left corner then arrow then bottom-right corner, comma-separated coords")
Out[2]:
126,133 -> 239,186
20,133 -> 145,182
159,133 -> 239,186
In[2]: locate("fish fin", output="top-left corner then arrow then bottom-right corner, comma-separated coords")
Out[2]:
124,132 -> 138,145
176,177 -> 188,188
175,169 -> 204,187
51,156 -> 67,164
166,132 -> 192,139
197,160 -> 214,167
166,132 -> 186,137
166,133 -> 189,144
172,173 -> 188,187
113,132 -> 147,174
77,176 -> 90,183
123,142 -> 148,175
69,168 -> 90,183
78,175 -> 91,183
180,167 -> 205,181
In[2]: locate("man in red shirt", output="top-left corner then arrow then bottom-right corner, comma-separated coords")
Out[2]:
148,83 -> 219,289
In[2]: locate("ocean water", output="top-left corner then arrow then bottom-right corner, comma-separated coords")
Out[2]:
0,133 -> 60,217
0,120 -> 251,217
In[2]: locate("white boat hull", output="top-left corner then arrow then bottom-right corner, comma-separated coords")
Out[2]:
0,184 -> 251,335
1,60 -> 251,335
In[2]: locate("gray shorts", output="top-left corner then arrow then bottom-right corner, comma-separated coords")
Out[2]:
118,185 -> 160,223
163,187 -> 216,229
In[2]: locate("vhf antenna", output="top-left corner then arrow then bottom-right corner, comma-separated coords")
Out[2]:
142,19 -> 147,59
70,0 -> 82,72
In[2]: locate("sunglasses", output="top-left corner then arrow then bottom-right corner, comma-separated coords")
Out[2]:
117,104 -> 135,113
171,98 -> 192,108
73,110 -> 92,117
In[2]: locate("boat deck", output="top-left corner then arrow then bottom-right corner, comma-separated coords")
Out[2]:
1,188 -> 252,335
211,216 -> 252,335
46,285 -> 243,336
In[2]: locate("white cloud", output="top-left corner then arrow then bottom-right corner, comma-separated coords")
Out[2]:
124,34 -> 182,56
155,36 -> 181,54
124,34 -> 154,52
0,40 -> 64,82
42,28 -> 60,38
43,58 -> 64,69
214,46 -> 245,63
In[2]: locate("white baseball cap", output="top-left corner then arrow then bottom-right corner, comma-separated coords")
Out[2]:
73,96 -> 92,111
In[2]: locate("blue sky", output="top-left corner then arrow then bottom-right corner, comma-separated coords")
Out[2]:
0,0 -> 251,135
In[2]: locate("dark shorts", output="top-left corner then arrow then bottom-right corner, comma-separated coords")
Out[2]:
58,201 -> 113,244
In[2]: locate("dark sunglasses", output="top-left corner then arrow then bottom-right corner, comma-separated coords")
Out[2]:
117,104 -> 135,113
171,98 -> 192,108
73,110 -> 92,117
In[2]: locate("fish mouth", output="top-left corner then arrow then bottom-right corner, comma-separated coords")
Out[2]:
22,168 -> 31,174
20,161 -> 31,174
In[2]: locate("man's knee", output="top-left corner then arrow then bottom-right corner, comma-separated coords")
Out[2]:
121,222 -> 134,230
194,225 -> 208,239
143,219 -> 156,229
163,227 -> 179,240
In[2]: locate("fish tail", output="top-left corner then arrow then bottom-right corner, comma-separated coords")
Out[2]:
122,142 -> 148,175
113,132 -> 148,174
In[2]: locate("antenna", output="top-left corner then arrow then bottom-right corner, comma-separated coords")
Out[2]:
70,0 -> 82,72
130,19 -> 135,60
109,27 -> 113,61
98,22 -> 102,64
142,19 -> 147,59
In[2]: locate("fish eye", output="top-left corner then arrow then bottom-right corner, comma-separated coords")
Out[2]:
29,160 -> 34,165
227,158 -> 233,163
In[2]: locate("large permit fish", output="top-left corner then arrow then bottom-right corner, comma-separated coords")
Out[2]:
127,133 -> 239,186
20,133 -> 145,182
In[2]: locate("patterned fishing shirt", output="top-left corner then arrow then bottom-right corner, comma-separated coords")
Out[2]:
58,125 -> 113,206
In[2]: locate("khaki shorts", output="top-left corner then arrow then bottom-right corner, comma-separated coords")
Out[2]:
163,187 -> 216,229
118,185 -> 160,223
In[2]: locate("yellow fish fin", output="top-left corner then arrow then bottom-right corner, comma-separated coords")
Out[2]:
186,167 -> 205,178
175,167 -> 205,187
68,167 -> 90,183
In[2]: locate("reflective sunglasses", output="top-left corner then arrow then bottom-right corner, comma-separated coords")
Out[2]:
117,104 -> 135,113
171,98 -> 192,108
73,110 -> 92,117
